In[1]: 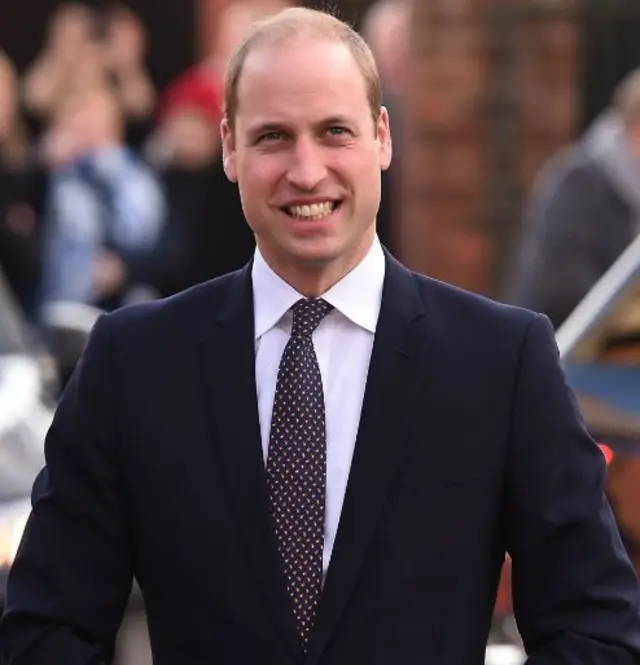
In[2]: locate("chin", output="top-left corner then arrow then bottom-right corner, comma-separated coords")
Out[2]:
287,237 -> 344,265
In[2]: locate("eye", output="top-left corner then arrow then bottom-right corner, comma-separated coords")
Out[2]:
260,132 -> 285,143
326,126 -> 350,137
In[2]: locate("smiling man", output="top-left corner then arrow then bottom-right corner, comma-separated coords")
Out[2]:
220,19 -> 391,297
1,7 -> 640,665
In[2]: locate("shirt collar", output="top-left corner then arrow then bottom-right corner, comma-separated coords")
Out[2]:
252,236 -> 386,340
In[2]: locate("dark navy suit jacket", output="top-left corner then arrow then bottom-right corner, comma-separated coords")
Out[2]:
2,253 -> 640,664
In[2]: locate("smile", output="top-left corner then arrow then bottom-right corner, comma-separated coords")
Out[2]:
283,201 -> 340,220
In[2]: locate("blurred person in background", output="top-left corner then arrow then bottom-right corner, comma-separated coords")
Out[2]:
360,0 -> 410,253
100,3 -> 157,146
148,86 -> 254,296
507,67 -> 640,328
146,0 -> 289,295
158,0 -> 290,140
22,3 -> 104,128
38,83 -> 166,313
101,5 -> 156,119
0,50 -> 46,319
22,3 -> 156,145
360,0 -> 410,99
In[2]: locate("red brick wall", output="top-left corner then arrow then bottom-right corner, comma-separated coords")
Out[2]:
398,0 -> 578,295
518,9 -> 579,189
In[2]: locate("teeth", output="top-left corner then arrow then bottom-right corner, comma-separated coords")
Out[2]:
288,201 -> 335,220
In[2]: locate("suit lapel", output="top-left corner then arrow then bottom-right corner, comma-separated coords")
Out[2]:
306,255 -> 428,665
198,265 -> 303,662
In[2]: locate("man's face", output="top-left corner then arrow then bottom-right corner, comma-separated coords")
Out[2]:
221,37 -> 392,285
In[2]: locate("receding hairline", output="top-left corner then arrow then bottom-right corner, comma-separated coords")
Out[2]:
224,7 -> 382,128
237,34 -> 369,90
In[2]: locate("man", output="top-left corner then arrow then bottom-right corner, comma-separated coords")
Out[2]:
1,8 -> 640,665
507,67 -> 640,329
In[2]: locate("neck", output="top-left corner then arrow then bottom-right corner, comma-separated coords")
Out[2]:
282,268 -> 347,299
260,233 -> 376,298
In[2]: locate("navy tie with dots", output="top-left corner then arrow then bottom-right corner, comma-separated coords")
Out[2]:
266,297 -> 333,647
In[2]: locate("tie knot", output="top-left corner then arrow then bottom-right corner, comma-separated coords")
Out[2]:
290,298 -> 332,337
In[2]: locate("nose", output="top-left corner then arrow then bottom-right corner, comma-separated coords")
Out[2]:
285,136 -> 328,191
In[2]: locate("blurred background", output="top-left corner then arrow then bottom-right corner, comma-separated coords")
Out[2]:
2,0 -> 640,326
1,0 -> 640,663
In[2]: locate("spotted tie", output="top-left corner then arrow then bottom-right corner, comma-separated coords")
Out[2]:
266,297 -> 332,646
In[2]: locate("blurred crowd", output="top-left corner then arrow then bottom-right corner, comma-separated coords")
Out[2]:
0,0 -> 411,329
0,0 -> 247,324
4,0 -> 637,340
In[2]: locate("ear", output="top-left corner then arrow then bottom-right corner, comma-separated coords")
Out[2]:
220,117 -> 238,183
376,106 -> 393,172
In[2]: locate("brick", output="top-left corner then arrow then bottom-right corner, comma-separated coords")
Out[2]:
426,230 -> 493,294
408,141 -> 489,198
520,85 -> 576,138
398,0 -> 578,294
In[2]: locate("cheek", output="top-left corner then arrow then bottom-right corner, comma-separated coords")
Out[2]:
236,167 -> 272,222
343,153 -> 384,195
239,157 -> 284,197
337,143 -> 380,173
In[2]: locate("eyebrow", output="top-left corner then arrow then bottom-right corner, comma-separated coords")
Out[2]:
319,115 -> 355,128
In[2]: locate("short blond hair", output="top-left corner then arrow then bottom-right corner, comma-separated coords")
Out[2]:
223,7 -> 382,131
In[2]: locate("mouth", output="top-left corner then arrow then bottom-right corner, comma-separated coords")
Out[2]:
281,200 -> 341,221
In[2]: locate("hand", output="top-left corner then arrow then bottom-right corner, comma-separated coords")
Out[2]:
93,251 -> 127,299
103,11 -> 146,73
46,4 -> 95,65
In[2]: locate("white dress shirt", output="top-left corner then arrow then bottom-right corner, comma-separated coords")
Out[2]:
253,237 -> 386,577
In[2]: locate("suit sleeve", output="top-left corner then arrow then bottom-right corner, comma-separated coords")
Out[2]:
0,313 -> 133,665
505,314 -> 640,664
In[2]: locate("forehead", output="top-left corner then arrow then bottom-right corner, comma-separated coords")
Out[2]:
236,37 -> 371,129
